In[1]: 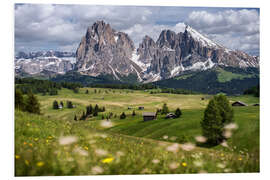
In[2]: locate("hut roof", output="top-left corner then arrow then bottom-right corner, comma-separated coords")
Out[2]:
232,101 -> 248,106
142,112 -> 156,116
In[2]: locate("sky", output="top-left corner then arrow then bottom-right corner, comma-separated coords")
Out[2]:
14,4 -> 260,55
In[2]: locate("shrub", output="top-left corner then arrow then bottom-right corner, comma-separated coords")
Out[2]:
120,112 -> 126,119
25,92 -> 41,114
161,103 -> 169,115
53,100 -> 59,110
175,108 -> 182,118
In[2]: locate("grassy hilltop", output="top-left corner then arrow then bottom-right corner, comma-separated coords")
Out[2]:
15,88 -> 259,175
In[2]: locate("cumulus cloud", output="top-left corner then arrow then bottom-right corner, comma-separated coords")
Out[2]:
15,4 -> 259,55
186,9 -> 259,54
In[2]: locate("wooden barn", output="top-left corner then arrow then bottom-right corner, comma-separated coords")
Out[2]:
232,101 -> 248,106
142,112 -> 157,121
138,106 -> 144,110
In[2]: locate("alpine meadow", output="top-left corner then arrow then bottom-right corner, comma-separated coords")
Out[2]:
14,4 -> 260,176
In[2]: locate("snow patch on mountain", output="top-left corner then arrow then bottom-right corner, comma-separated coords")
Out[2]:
130,50 -> 150,72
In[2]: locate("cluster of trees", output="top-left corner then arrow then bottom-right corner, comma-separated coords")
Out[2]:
52,100 -> 74,109
15,77 -> 82,95
15,89 -> 41,114
75,104 -> 106,121
158,103 -> 182,118
243,84 -> 259,97
201,94 -> 234,145
150,88 -> 196,95
89,83 -> 157,90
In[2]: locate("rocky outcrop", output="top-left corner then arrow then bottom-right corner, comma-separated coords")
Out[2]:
75,20 -> 141,81
74,21 -> 259,83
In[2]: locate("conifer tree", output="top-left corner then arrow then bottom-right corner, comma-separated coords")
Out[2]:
53,100 -> 59,109
120,112 -> 126,119
74,115 -> 77,121
175,108 -> 182,118
85,89 -> 89,94
132,110 -> 136,116
201,98 -> 223,145
214,94 -> 234,124
161,103 -> 169,115
15,89 -> 24,110
25,92 -> 41,114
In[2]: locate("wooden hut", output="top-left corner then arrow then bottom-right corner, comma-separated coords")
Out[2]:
232,101 -> 248,106
138,106 -> 144,110
142,112 -> 157,121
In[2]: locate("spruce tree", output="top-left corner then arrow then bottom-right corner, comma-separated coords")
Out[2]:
161,103 -> 169,115
85,89 -> 89,94
74,115 -> 77,121
201,98 -> 223,145
94,104 -> 99,113
53,100 -> 59,109
60,101 -> 64,108
214,94 -> 234,124
15,89 -> 24,110
120,112 -> 126,119
175,108 -> 182,118
132,110 -> 136,116
25,92 -> 41,114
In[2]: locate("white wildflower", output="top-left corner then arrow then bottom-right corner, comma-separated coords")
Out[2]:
217,163 -> 226,169
224,123 -> 238,130
181,143 -> 195,151
169,162 -> 179,170
223,130 -> 232,138
152,159 -> 160,164
193,160 -> 203,167
195,136 -> 207,143
221,141 -> 229,147
91,166 -> 104,174
163,135 -> 168,140
73,147 -> 88,156
100,120 -> 113,128
95,149 -> 108,156
59,136 -> 77,145
166,143 -> 180,153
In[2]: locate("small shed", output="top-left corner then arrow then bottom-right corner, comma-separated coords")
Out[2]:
253,103 -> 259,106
138,106 -> 144,110
58,104 -> 63,109
232,101 -> 248,106
143,112 -> 157,121
165,113 -> 177,119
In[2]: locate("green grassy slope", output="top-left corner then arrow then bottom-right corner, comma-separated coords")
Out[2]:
15,88 -> 260,175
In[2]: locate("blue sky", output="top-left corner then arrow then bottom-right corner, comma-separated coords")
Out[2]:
14,4 -> 260,55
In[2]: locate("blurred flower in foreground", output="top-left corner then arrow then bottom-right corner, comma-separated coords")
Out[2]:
193,160 -> 203,167
224,123 -> 238,130
221,141 -> 229,147
91,166 -> 104,175
59,136 -> 77,145
217,163 -> 226,169
163,135 -> 168,140
36,161 -> 44,167
15,155 -> 20,159
95,149 -> 108,156
74,147 -> 89,156
181,162 -> 187,167
223,130 -> 232,138
102,157 -> 114,163
195,136 -> 207,143
100,121 -> 113,128
169,162 -> 179,170
152,159 -> 160,164
181,143 -> 195,151
141,168 -> 151,174
166,143 -> 180,153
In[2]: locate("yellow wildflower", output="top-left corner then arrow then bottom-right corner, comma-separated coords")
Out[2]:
48,136 -> 53,139
25,160 -> 29,166
220,153 -> 224,157
29,143 -> 33,147
15,155 -> 20,159
36,161 -> 44,167
23,142 -> 27,145
182,162 -> 187,167
27,123 -> 30,127
46,139 -> 49,143
102,157 -> 114,163
84,146 -> 88,150
238,157 -> 242,161
34,138 -> 39,141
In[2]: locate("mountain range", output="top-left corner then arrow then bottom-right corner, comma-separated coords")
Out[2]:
15,20 -> 259,94
75,20 -> 259,83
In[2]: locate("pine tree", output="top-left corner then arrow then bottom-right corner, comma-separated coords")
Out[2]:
120,112 -> 126,119
60,101 -> 64,108
15,89 -> 24,110
175,108 -> 182,118
94,104 -> 99,113
74,115 -> 77,121
132,110 -> 136,116
53,100 -> 59,109
25,92 -> 41,114
80,111 -> 86,120
67,101 -> 73,108
214,94 -> 234,124
201,98 -> 223,145
85,89 -> 89,94
161,103 -> 169,115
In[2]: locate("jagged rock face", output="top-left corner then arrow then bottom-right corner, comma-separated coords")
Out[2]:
75,21 -> 259,83
75,21 -> 140,80
136,25 -> 259,82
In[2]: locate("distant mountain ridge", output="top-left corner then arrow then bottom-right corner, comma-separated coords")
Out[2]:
75,20 -> 259,82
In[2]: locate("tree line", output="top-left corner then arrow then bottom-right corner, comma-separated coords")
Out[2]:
15,89 -> 41,114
